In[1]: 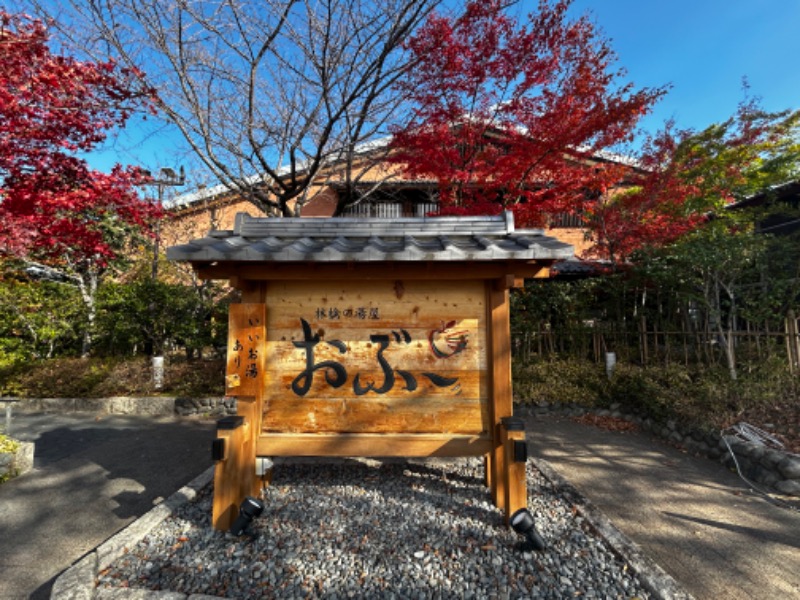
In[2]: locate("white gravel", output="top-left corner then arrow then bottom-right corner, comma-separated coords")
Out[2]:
97,458 -> 652,599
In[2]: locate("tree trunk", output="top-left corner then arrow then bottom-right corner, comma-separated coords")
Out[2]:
77,269 -> 99,358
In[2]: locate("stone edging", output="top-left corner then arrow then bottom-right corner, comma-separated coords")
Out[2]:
6,396 -> 235,417
517,402 -> 800,498
50,466 -> 215,600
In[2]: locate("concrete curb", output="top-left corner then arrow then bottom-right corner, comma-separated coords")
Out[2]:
51,467 -> 216,600
532,457 -> 694,600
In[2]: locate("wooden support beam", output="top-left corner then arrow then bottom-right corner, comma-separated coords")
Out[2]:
488,283 -> 514,511
256,433 -> 492,457
238,285 -> 268,492
237,398 -> 261,498
494,274 -> 516,291
212,415 -> 250,531
195,261 -> 549,282
214,295 -> 268,531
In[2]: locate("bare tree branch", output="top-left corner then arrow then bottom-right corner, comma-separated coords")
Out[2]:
28,0 -> 445,216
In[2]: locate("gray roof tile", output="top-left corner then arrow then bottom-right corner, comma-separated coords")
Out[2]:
167,211 -> 574,263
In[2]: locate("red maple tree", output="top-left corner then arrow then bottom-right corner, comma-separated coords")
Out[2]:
0,10 -> 158,266
586,97 -> 800,264
389,0 -> 665,227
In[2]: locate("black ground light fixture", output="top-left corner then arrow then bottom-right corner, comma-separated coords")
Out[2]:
510,508 -> 546,551
230,497 -> 265,536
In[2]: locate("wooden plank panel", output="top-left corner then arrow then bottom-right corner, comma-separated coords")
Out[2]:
256,433 -> 493,457
264,370 -> 486,402
265,279 -> 485,311
262,396 -> 488,434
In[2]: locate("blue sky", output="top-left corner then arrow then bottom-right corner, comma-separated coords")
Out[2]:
86,0 -> 800,176
569,0 -> 799,133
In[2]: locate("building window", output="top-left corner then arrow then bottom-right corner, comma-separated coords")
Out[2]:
341,187 -> 439,218
547,212 -> 585,228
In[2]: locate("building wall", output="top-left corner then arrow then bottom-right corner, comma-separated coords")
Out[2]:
545,227 -> 592,258
300,186 -> 339,217
160,196 -> 261,251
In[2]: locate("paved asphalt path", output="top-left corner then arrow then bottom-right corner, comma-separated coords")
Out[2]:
526,412 -> 800,600
0,411 -> 215,600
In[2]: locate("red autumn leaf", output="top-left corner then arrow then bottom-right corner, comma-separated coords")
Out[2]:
0,10 -> 159,267
389,0 -> 665,229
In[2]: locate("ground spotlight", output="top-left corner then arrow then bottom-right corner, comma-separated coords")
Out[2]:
230,497 -> 265,537
510,508 -> 546,551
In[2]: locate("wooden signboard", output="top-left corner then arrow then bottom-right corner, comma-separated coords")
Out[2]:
225,303 -> 266,397
262,279 -> 487,436
215,277 -> 527,528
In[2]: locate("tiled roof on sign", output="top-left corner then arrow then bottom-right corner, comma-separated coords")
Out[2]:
166,211 -> 574,264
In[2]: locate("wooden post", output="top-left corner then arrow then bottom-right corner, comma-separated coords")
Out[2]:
488,279 -> 514,512
501,416 -> 528,525
212,416 -> 250,531
237,397 -> 262,498
786,310 -> 799,374
213,300 -> 266,531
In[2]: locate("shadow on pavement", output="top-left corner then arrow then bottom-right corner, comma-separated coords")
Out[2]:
526,412 -> 800,600
0,412 -> 215,600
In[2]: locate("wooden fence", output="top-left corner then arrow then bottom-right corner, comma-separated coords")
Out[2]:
512,313 -> 800,373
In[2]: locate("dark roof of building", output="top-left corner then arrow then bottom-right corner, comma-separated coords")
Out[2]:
166,211 -> 574,264
728,179 -> 800,209
550,258 -> 612,277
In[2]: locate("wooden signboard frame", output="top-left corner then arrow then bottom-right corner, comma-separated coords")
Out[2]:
209,264 -> 537,531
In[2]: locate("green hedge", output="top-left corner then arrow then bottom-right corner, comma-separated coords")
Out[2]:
0,356 -> 225,398
513,355 -> 798,431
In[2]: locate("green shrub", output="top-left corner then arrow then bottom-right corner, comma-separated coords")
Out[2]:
603,363 -> 695,421
514,354 -> 800,434
513,357 -> 606,406
0,356 -> 224,398
0,434 -> 19,455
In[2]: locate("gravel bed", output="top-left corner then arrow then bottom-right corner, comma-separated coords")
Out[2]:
97,458 -> 651,599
